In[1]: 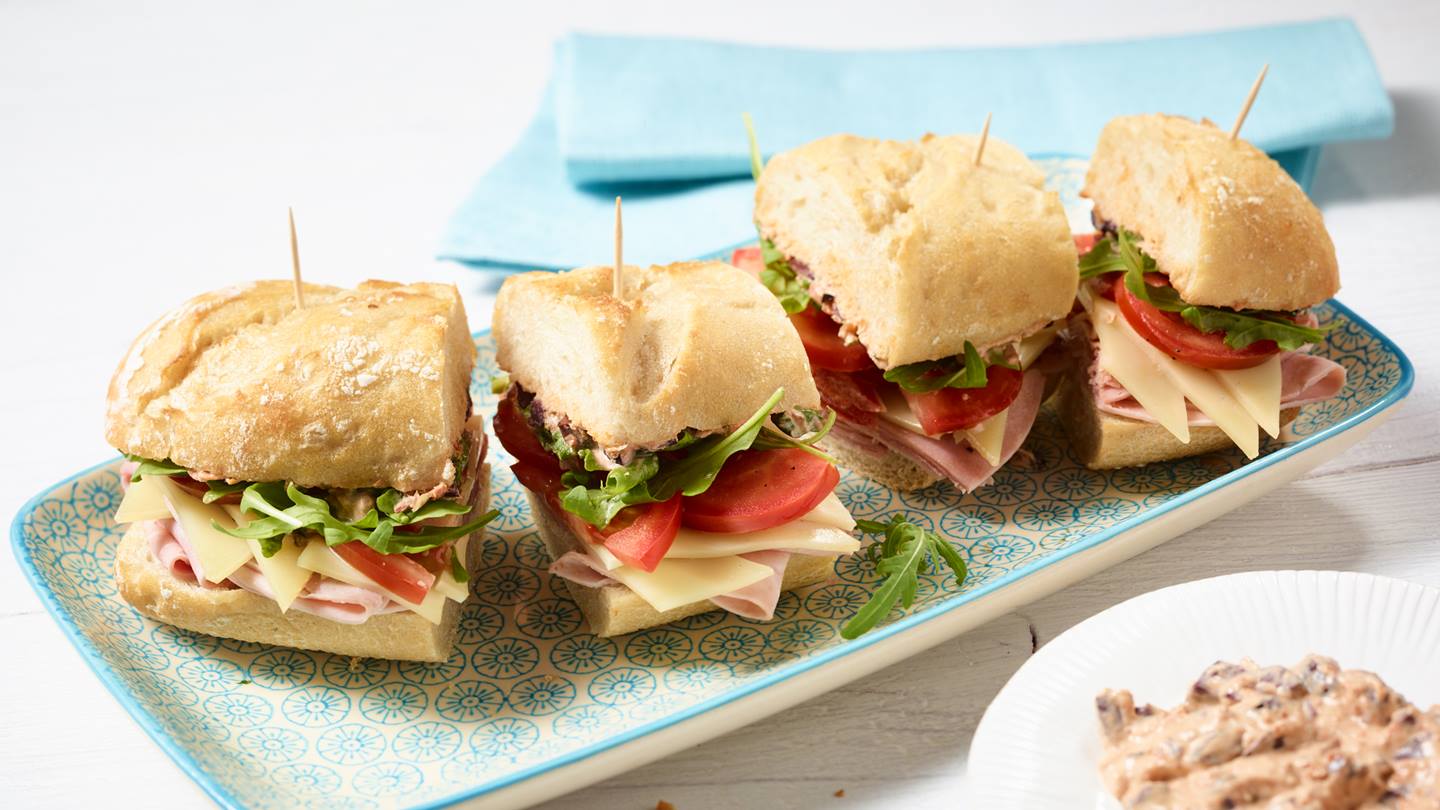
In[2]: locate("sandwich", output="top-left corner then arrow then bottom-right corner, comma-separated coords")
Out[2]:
1060,114 -> 1348,468
744,131 -> 1079,492
491,261 -> 859,637
105,280 -> 496,662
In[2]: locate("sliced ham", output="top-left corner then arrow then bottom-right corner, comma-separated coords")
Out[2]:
830,368 -> 1047,492
708,550 -> 790,621
138,517 -> 406,622
1092,347 -> 1347,425
547,549 -> 794,621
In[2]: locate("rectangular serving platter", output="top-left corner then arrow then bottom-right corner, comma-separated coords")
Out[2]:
10,158 -> 1415,809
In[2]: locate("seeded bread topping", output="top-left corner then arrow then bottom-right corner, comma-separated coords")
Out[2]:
1097,656 -> 1440,808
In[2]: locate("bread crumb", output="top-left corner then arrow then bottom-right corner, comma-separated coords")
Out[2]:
834,789 -> 846,797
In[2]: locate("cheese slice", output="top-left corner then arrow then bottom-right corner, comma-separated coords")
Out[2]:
666,520 -> 859,559
1017,323 -> 1061,370
880,389 -> 925,433
221,505 -> 310,612
602,555 -> 776,614
1090,298 -> 1260,458
113,476 -> 171,523
795,493 -> 856,532
154,477 -> 254,584
296,541 -> 446,624
1214,356 -> 1283,438
1090,298 -> 1192,444
960,409 -> 1008,467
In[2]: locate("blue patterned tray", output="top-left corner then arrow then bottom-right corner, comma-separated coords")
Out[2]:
11,159 -> 1414,809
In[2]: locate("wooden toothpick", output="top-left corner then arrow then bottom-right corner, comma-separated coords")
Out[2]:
973,112 -> 993,166
288,207 -> 305,309
1229,64 -> 1269,141
612,196 -> 624,300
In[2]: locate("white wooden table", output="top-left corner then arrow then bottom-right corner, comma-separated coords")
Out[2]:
3,1 -> 1437,807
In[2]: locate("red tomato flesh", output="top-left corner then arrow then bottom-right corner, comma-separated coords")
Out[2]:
731,246 -> 764,276
1073,232 -> 1100,255
170,475 -> 243,505
493,396 -> 558,470
510,461 -> 680,574
900,366 -> 1024,435
790,305 -> 874,372
1112,275 -> 1279,370
589,496 -> 682,573
681,449 -> 841,534
333,541 -> 435,604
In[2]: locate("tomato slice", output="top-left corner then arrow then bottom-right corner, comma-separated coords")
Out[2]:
333,541 -> 436,605
1112,275 -> 1279,370
900,366 -> 1024,434
681,449 -> 841,534
589,496 -> 682,573
731,246 -> 764,276
493,396 -> 558,470
1073,232 -> 1100,255
790,305 -> 874,372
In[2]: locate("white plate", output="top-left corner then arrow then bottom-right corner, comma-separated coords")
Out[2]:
967,570 -> 1440,808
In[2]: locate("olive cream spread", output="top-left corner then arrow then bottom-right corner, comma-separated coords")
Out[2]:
1097,656 -> 1439,808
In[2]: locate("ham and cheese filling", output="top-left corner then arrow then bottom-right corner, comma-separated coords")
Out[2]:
1075,282 -> 1347,458
817,328 -> 1060,493
113,427 -> 488,625
543,492 -> 858,621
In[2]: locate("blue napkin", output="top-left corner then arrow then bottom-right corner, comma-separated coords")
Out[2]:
440,19 -> 1391,272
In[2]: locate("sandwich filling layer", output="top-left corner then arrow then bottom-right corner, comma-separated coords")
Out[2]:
494,383 -> 858,621
733,245 -> 1062,492
1073,229 -> 1347,457
111,420 -> 493,624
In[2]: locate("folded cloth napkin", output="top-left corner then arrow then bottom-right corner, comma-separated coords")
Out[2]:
440,18 -> 1391,272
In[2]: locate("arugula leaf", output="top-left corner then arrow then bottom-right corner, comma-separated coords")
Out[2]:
841,516 -> 968,640
449,551 -> 470,584
200,481 -> 248,504
374,489 -> 473,525
256,536 -> 284,559
560,454 -> 662,528
124,455 -> 186,481
217,482 -> 497,556
554,388 -> 787,529
1080,229 -> 1335,350
646,388 -> 784,499
489,373 -> 510,395
743,113 -> 813,315
758,238 -> 813,315
882,342 -> 994,393
751,407 -> 837,463
1179,307 -> 1333,351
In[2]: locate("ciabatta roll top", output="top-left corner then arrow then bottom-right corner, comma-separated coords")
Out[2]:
754,133 -> 1078,368
493,261 -> 820,448
104,280 -> 475,493
1082,114 -> 1339,311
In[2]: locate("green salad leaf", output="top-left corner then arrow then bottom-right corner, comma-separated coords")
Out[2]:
743,112 -> 813,315
841,516 -> 968,640
555,388 -> 800,529
449,551 -> 470,584
1078,229 -> 1335,351
881,342 -> 1010,393
751,407 -> 837,463
217,482 -> 497,557
489,373 -> 510,395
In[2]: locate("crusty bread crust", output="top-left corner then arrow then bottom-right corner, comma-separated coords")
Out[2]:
526,491 -> 840,637
1054,361 -> 1299,469
755,133 -> 1078,367
493,261 -> 820,448
105,280 -> 475,492
819,431 -> 943,492
1082,114 -> 1339,311
113,466 -> 490,662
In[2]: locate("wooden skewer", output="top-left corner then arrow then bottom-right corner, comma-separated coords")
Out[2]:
288,207 -> 305,309
973,112 -> 993,166
612,196 -> 624,300
1229,64 -> 1269,141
